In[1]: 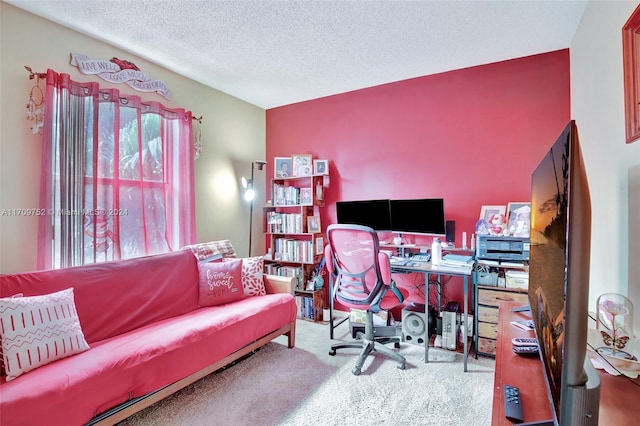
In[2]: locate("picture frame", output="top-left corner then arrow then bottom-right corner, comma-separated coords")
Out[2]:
623,6 -> 640,143
315,236 -> 324,255
300,187 -> 313,205
506,202 -> 531,237
479,205 -> 506,222
274,157 -> 292,178
307,215 -> 321,233
313,159 -> 329,175
291,154 -> 313,177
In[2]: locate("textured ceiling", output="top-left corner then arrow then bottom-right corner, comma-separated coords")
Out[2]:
6,0 -> 588,109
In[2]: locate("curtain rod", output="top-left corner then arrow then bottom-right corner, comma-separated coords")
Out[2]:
24,66 -> 46,80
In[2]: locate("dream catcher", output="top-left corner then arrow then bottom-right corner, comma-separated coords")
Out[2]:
25,66 -> 45,135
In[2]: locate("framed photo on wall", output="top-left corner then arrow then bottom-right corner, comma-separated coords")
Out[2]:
274,157 -> 292,178
315,236 -> 324,255
623,6 -> 640,143
479,205 -> 506,222
506,202 -> 531,237
292,154 -> 313,177
307,215 -> 321,233
300,187 -> 313,205
313,159 -> 329,175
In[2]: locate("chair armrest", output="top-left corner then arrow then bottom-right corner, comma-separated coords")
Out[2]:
264,274 -> 297,294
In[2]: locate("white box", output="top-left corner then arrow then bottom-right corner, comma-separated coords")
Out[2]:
505,270 -> 529,290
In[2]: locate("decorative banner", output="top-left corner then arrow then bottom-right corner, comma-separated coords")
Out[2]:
70,53 -> 171,99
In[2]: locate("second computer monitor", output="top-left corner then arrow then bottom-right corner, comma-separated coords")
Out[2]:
389,198 -> 446,236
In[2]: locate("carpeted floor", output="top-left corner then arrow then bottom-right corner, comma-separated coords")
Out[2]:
119,319 -> 496,425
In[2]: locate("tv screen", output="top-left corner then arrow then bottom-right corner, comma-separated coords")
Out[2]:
336,199 -> 391,231
528,120 -> 600,425
389,198 -> 446,236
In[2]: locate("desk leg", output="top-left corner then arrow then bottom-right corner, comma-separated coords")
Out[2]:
463,275 -> 468,372
424,272 -> 430,364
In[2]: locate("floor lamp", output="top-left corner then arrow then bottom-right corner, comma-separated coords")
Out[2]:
241,160 -> 266,256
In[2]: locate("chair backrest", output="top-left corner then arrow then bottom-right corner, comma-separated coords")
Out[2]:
324,224 -> 394,312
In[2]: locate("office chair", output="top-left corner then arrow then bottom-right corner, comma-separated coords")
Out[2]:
325,224 -> 406,375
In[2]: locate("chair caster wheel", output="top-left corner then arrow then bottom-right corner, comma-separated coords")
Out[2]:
329,349 -> 336,356
352,367 -> 361,376
394,342 -> 400,349
397,363 -> 406,370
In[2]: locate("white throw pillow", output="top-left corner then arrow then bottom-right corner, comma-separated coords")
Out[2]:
222,256 -> 266,296
0,288 -> 90,381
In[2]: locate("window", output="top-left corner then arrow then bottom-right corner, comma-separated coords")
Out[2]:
38,70 -> 195,269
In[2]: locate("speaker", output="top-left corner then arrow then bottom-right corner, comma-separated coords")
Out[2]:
401,303 -> 436,346
445,220 -> 456,244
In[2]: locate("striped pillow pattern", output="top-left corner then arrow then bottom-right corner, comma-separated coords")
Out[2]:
0,288 -> 89,381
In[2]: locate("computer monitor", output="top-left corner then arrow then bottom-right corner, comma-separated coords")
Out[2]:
389,198 -> 446,236
335,199 -> 391,231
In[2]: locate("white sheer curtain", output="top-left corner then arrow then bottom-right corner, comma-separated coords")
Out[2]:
37,70 -> 195,269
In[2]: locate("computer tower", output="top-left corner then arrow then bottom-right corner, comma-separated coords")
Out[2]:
441,311 -> 459,351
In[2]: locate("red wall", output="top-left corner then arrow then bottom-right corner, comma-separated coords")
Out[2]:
266,50 -> 570,308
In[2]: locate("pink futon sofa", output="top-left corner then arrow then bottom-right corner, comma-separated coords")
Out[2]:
0,244 -> 297,425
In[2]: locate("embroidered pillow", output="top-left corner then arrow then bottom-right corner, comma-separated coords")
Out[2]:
222,256 -> 266,296
0,288 -> 89,381
198,258 -> 245,306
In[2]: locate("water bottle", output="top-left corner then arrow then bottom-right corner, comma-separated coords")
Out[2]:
431,238 -> 442,265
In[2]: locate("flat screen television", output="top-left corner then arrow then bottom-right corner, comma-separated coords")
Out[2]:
335,199 -> 392,231
528,120 -> 600,425
389,198 -> 446,237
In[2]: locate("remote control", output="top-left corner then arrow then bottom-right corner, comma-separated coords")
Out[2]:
512,346 -> 539,356
512,337 -> 538,347
510,320 -> 535,331
504,385 -> 524,423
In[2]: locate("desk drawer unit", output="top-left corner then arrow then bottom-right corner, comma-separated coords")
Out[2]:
477,288 -> 529,307
475,286 -> 528,357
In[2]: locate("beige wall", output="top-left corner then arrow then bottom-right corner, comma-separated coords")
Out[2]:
0,3 -> 266,273
571,1 -> 640,332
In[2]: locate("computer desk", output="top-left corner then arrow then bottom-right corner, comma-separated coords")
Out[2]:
391,261 -> 473,372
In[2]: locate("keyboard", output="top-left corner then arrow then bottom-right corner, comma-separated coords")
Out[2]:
410,254 -> 431,262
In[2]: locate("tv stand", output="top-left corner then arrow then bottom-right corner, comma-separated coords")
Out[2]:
492,302 -> 640,425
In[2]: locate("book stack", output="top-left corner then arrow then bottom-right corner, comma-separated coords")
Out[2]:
435,254 -> 474,273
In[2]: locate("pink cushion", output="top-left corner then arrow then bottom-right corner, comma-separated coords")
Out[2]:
198,259 -> 245,306
0,288 -> 89,381
223,256 -> 266,296
0,293 -> 297,426
0,250 -> 199,345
